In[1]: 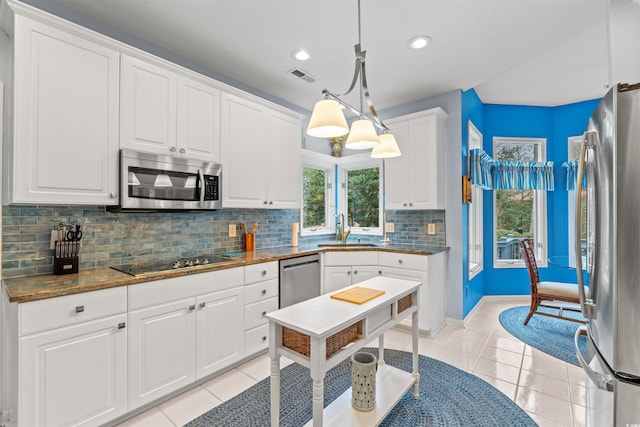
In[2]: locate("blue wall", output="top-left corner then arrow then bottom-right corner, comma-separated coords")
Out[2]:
461,89 -> 485,315
479,99 -> 600,297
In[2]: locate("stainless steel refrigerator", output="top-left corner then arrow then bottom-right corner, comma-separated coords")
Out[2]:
574,83 -> 640,427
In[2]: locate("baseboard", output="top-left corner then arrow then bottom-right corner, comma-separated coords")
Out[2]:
446,295 -> 529,329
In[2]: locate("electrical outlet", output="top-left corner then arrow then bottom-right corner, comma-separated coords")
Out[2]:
427,223 -> 436,235
229,224 -> 236,237
385,222 -> 395,233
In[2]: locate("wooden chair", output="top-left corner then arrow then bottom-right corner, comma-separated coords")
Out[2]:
519,238 -> 586,325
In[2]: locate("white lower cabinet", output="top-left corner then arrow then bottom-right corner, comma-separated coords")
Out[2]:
244,262 -> 279,355
196,287 -> 245,379
128,298 -> 196,409
14,287 -> 128,427
20,314 -> 127,427
127,267 -> 244,410
324,251 -> 380,293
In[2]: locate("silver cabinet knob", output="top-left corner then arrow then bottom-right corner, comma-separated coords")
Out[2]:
262,311 -> 267,316
261,270 -> 267,276
179,148 -> 185,154
262,336 -> 267,341
398,259 -> 403,265
189,304 -> 196,311
75,305 -> 84,313
347,270 -> 351,275
199,302 -> 206,309
354,270 -> 358,275
409,202 -> 413,207
109,192 -> 117,199
118,322 -> 126,329
263,201 -> 268,205
268,201 -> 273,205
170,146 -> 176,152
261,289 -> 267,295
403,203 -> 407,206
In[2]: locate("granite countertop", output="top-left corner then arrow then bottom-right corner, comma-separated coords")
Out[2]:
2,243 -> 448,303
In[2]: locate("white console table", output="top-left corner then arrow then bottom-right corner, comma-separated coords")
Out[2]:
266,276 -> 421,427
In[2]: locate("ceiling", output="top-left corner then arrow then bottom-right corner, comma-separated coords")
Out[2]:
36,0 -> 614,113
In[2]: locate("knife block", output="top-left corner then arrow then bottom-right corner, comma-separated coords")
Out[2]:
54,256 -> 78,275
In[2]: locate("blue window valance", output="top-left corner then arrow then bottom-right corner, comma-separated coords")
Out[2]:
562,160 -> 586,191
469,148 -> 555,191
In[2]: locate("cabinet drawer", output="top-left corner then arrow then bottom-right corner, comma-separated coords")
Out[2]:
19,287 -> 127,336
245,279 -> 278,304
245,262 -> 278,285
378,252 -> 428,271
245,324 -> 269,355
324,251 -> 378,266
245,297 -> 279,330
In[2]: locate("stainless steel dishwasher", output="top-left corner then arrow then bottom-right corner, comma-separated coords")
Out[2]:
279,253 -> 321,308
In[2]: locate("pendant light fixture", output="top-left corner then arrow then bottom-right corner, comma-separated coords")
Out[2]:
306,0 -> 400,157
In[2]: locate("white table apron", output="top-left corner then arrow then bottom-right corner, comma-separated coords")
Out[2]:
266,276 -> 421,427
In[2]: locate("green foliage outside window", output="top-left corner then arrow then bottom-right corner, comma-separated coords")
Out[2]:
347,168 -> 379,228
303,167 -> 326,228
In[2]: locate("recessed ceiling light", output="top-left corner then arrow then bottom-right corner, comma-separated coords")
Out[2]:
408,36 -> 432,50
292,49 -> 310,61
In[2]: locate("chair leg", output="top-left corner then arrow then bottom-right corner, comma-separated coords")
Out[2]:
524,299 -> 539,325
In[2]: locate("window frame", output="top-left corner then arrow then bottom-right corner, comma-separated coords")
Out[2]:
567,135 -> 583,267
337,153 -> 383,236
300,150 -> 335,237
492,137 -> 548,269
468,121 -> 483,279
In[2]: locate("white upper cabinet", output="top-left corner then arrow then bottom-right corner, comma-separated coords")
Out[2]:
4,15 -> 120,205
221,92 -> 301,209
120,55 -> 221,163
384,108 -> 448,210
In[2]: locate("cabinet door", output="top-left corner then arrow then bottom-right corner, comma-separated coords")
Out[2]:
384,119 -> 411,210
128,298 -> 195,409
121,55 -> 177,155
324,266 -> 353,293
20,314 -> 127,427
265,110 -> 301,208
11,17 -> 119,204
195,287 -> 244,380
351,265 -> 381,284
177,76 -> 221,162
221,93 -> 267,208
408,115 -> 444,209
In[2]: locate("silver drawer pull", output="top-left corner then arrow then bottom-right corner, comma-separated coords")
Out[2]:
261,270 -> 267,276
118,322 -> 126,330
75,305 -> 84,313
261,289 -> 267,295
199,302 -> 206,309
398,259 -> 403,265
354,270 -> 358,274
262,311 -> 267,316
262,336 -> 267,341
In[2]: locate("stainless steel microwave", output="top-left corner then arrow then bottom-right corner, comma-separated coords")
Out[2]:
109,149 -> 222,211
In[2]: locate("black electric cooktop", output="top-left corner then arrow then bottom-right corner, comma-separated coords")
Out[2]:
110,254 -> 228,276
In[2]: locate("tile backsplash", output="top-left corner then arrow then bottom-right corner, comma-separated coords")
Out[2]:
1,205 -> 445,277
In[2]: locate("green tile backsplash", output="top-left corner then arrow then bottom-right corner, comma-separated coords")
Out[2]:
1,205 -> 445,277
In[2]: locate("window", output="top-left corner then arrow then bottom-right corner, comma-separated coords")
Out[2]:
493,137 -> 547,267
567,135 -> 586,267
301,151 -> 335,236
468,121 -> 483,278
338,155 -> 383,236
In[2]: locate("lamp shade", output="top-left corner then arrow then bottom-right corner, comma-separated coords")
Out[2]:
345,119 -> 380,149
306,100 -> 349,138
371,133 -> 401,158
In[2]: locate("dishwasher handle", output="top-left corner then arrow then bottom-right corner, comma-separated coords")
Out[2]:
281,260 -> 320,272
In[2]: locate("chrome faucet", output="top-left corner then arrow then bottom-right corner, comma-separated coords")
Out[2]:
337,213 -> 351,244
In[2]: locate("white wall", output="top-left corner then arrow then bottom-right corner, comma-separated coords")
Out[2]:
608,0 -> 640,85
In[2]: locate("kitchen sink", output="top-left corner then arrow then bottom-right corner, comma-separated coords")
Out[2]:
317,243 -> 377,248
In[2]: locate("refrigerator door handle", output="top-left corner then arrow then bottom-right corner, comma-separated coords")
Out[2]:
574,326 -> 615,391
575,130 -> 597,319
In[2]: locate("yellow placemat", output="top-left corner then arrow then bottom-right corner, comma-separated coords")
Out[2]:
330,286 -> 385,304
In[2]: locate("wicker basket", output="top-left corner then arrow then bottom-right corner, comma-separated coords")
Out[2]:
282,323 -> 358,358
398,294 -> 412,314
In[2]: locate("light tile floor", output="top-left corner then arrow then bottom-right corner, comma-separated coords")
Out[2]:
116,300 -> 586,427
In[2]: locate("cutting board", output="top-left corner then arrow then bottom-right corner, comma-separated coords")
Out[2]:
330,286 -> 385,304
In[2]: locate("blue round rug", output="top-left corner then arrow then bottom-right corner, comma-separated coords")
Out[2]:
186,348 -> 535,426
499,305 -> 586,366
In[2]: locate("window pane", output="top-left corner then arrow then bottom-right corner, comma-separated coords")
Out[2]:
302,167 -> 326,229
347,168 -> 379,228
494,142 -> 538,162
496,189 -> 534,260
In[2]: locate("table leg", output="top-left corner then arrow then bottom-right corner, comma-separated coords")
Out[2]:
309,337 -> 327,427
412,308 -> 420,399
378,334 -> 386,365
269,321 -> 281,426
